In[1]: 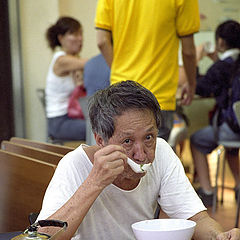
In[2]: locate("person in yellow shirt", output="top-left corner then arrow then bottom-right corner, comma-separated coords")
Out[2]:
95,0 -> 200,140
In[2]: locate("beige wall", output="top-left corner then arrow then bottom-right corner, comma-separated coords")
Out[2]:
19,0 -> 99,141
59,0 -> 99,58
18,1 -> 215,141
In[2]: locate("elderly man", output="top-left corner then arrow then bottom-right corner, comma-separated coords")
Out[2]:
37,81 -> 240,240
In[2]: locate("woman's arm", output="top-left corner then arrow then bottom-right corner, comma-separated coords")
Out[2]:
53,55 -> 88,76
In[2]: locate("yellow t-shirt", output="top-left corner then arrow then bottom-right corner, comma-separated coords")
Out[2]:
95,0 -> 200,110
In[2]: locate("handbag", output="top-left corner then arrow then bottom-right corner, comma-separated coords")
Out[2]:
68,85 -> 86,119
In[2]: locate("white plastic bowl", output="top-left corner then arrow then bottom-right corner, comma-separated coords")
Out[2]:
132,219 -> 196,240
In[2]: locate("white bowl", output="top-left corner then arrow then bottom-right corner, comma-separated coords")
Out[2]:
132,219 -> 196,240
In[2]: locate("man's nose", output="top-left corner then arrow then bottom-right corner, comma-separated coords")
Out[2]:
132,143 -> 146,162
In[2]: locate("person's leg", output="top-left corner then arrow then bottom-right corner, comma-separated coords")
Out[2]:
158,110 -> 174,141
190,126 -> 217,190
190,126 -> 218,207
226,151 -> 240,188
178,140 -> 185,159
190,143 -> 212,192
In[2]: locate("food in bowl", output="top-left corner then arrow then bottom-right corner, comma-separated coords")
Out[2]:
132,219 -> 196,240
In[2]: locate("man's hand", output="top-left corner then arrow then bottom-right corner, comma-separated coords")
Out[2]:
216,228 -> 240,240
179,81 -> 196,106
89,145 -> 127,189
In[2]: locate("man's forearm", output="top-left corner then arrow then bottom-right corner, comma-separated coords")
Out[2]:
182,49 -> 197,89
38,177 -> 103,240
190,211 -> 223,240
181,35 -> 197,89
96,29 -> 113,67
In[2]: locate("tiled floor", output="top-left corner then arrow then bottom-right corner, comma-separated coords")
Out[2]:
180,140 -> 239,230
208,188 -> 238,230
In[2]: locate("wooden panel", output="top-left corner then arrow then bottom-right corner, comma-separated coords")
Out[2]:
10,137 -> 75,155
1,141 -> 63,166
0,150 -> 55,232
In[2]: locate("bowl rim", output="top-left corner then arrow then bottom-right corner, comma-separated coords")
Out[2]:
131,219 -> 196,232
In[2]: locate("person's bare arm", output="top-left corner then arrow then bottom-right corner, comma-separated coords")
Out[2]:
38,145 -> 127,240
190,211 -> 240,239
180,35 -> 197,106
96,29 -> 113,67
54,55 -> 88,76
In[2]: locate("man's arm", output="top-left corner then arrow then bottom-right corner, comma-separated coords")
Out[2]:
190,211 -> 240,239
96,29 -> 113,67
37,145 -> 127,240
180,35 -> 197,106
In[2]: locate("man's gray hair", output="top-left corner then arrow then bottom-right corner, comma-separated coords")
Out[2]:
88,80 -> 162,142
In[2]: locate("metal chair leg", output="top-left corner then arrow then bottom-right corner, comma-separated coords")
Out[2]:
235,187 -> 240,228
212,148 -> 222,213
220,150 -> 226,204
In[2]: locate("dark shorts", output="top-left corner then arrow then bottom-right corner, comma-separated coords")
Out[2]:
190,122 -> 240,155
48,114 -> 86,141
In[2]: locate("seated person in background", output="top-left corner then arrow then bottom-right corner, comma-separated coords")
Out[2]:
37,80 -> 240,240
83,53 -> 110,96
190,20 -> 240,207
45,16 -> 88,141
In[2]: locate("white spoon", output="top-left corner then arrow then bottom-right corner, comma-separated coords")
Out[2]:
127,158 -> 152,173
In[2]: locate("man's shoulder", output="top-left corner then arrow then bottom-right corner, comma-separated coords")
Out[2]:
156,137 -> 168,147
58,145 -> 88,167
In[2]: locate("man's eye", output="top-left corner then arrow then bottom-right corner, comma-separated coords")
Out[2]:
146,135 -> 152,140
124,139 -> 131,144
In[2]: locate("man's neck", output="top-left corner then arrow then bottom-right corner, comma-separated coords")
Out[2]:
113,177 -> 140,191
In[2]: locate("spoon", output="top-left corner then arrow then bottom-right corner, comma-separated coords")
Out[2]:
127,158 -> 152,173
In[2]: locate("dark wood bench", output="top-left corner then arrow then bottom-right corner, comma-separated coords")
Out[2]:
0,150 -> 56,232
10,137 -> 75,155
1,140 -> 64,166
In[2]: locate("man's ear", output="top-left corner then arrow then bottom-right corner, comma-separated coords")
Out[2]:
95,133 -> 105,147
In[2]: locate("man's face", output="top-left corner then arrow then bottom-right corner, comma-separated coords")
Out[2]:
107,108 -> 158,180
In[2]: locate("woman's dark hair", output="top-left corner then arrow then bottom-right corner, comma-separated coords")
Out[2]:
46,16 -> 82,50
88,80 -> 162,142
216,20 -> 240,76
215,20 -> 240,49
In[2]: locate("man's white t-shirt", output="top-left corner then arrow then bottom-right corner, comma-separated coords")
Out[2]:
37,138 -> 206,240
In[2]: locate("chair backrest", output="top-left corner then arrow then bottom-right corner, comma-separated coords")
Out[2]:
0,150 -> 56,232
36,88 -> 46,115
10,137 -> 75,155
1,140 -> 64,166
233,100 -> 240,127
